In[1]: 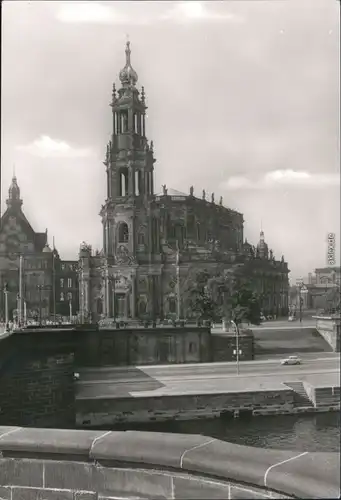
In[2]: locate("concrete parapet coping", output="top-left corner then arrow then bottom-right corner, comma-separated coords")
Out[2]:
0,426 -> 339,499
313,315 -> 340,324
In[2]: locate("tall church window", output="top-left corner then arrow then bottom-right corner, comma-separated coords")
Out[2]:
187,214 -> 195,238
139,299 -> 146,315
114,113 -> 118,135
118,222 -> 129,243
138,232 -> 145,245
135,170 -> 142,195
133,113 -> 139,134
169,224 -> 176,239
118,168 -> 129,196
120,110 -> 128,133
169,296 -> 176,314
149,171 -> 153,195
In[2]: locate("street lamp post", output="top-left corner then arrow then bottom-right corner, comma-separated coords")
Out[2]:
23,300 -> 27,326
108,275 -> 117,321
4,284 -> 9,331
296,278 -> 304,324
230,319 -> 241,375
36,284 -> 51,325
37,285 -> 43,325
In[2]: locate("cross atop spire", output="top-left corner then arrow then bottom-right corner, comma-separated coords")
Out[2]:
119,39 -> 138,87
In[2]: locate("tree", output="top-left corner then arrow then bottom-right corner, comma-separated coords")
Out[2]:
187,264 -> 263,326
187,270 -> 217,321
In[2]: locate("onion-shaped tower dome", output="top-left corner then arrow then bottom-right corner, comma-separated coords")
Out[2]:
119,41 -> 138,87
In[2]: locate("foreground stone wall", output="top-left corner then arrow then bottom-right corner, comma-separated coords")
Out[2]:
0,427 -> 339,499
77,389 -> 295,426
0,329 -> 77,428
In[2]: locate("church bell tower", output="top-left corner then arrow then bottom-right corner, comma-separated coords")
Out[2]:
101,41 -> 156,261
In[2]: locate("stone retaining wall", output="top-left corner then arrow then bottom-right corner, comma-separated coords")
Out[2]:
314,316 -> 340,352
76,327 -> 212,367
77,389 -> 295,426
0,329 -> 77,428
0,427 -> 339,499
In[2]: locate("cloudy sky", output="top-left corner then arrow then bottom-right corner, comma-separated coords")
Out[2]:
1,0 -> 340,281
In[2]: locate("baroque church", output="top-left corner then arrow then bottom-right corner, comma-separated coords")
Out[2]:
79,42 -> 289,323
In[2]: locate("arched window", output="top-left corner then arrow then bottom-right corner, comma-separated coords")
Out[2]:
169,296 -> 176,314
60,292 -> 64,302
134,113 -> 139,134
149,171 -> 153,195
139,300 -> 146,315
138,232 -> 145,245
118,168 -> 129,196
187,214 -> 195,238
118,222 -> 129,243
189,342 -> 197,354
135,170 -> 142,195
97,298 -> 103,315
120,110 -> 128,133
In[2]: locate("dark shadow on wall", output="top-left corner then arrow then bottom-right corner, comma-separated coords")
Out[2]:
253,328 -> 333,356
75,366 -> 165,398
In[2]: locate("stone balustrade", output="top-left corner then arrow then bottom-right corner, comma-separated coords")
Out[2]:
0,427 -> 339,499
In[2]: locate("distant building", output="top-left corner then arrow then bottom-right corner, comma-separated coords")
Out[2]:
79,42 -> 290,323
0,177 -> 79,321
301,267 -> 340,310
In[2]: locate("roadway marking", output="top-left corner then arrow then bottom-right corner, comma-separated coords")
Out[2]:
180,438 -> 216,468
79,356 -> 339,374
264,452 -> 308,488
77,368 -> 340,386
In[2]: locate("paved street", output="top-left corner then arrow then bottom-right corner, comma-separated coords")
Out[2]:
77,355 -> 340,399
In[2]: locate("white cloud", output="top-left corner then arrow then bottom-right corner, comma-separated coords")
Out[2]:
162,2 -> 243,24
56,2 -> 128,24
55,1 -> 242,26
17,135 -> 93,159
224,169 -> 340,190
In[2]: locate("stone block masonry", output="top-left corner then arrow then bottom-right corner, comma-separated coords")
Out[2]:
76,326 -> 212,367
0,328 -> 78,428
0,427 -> 339,499
76,389 -> 296,426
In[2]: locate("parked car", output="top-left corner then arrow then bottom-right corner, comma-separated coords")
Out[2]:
281,355 -> 302,366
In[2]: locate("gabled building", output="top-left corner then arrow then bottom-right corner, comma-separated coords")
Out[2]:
0,176 -> 79,321
79,42 -> 290,323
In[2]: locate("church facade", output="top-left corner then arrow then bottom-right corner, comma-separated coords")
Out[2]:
0,177 -> 79,322
79,42 -> 290,323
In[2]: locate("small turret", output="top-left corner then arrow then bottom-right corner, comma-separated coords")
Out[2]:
257,229 -> 269,259
6,175 -> 23,209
